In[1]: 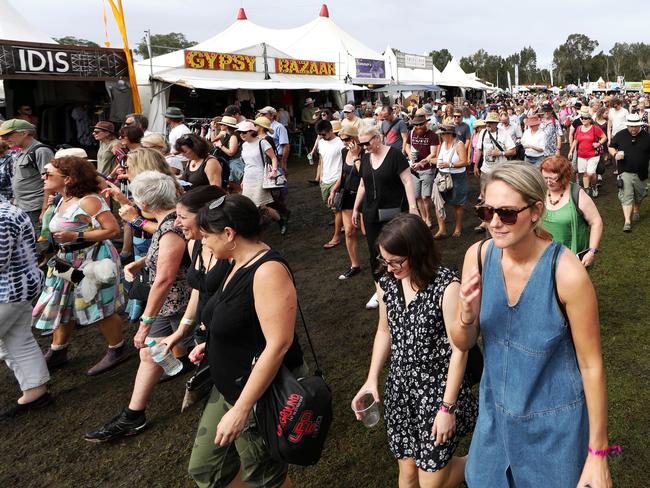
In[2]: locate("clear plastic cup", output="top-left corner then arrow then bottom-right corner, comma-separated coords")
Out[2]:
353,392 -> 380,428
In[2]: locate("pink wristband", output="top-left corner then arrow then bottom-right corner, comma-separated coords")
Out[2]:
438,405 -> 449,414
588,445 -> 622,457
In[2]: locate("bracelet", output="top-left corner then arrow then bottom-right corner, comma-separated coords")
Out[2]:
588,445 -> 622,457
140,315 -> 157,325
76,231 -> 84,243
438,404 -> 449,414
460,311 -> 476,326
409,204 -> 417,209
588,247 -> 599,254
180,318 -> 196,328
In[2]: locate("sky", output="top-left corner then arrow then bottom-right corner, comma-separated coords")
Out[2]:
13,0 -> 650,70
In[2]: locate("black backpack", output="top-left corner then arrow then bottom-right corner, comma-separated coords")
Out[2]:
25,144 -> 54,169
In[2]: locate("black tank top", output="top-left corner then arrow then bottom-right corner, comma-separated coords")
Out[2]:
186,241 -> 230,319
181,156 -> 213,188
202,249 -> 304,404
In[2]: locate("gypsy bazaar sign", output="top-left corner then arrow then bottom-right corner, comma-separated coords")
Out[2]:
0,41 -> 128,80
275,58 -> 336,76
184,50 -> 256,72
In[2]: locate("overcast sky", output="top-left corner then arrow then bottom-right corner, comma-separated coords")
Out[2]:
15,0 -> 649,68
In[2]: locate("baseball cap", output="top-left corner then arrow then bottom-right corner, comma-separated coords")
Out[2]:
0,118 -> 36,136
343,104 -> 355,113
258,106 -> 277,115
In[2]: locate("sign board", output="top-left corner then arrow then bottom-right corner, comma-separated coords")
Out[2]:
0,40 -> 128,80
643,80 -> 650,93
395,52 -> 432,70
275,58 -> 335,76
624,81 -> 643,91
355,58 -> 385,79
184,50 -> 256,72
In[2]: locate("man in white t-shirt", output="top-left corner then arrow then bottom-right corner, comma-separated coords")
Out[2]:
315,119 -> 344,249
475,112 -> 516,177
608,97 -> 629,143
165,107 -> 191,155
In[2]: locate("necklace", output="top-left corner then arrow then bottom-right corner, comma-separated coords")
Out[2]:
547,191 -> 563,206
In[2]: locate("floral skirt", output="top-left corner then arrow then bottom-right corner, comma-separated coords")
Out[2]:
33,240 -> 125,330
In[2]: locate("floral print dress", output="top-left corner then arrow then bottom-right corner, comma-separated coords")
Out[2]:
379,267 -> 478,472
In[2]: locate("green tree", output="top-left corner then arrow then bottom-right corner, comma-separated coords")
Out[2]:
552,34 -> 599,84
429,49 -> 452,71
54,36 -> 99,47
135,32 -> 195,59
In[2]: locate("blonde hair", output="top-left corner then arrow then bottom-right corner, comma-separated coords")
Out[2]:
484,162 -> 552,240
359,125 -> 380,139
127,148 -> 183,195
141,133 -> 169,154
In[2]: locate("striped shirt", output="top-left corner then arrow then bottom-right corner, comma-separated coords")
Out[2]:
0,196 -> 43,303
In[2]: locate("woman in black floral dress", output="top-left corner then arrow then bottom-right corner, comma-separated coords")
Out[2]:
352,214 -> 477,487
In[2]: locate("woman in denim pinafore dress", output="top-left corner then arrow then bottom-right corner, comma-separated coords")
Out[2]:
454,163 -> 613,488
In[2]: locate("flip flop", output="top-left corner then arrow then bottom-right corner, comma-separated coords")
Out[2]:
433,232 -> 448,240
452,231 -> 462,238
323,241 -> 340,249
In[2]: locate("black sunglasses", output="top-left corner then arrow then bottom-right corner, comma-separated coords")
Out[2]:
475,204 -> 533,225
358,136 -> 376,147
208,195 -> 226,210
340,136 -> 350,142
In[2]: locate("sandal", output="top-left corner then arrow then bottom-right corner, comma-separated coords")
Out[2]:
433,232 -> 448,240
452,231 -> 462,238
323,241 -> 340,249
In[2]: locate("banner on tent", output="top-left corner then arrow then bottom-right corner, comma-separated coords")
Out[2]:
184,50 -> 256,72
275,58 -> 336,76
355,58 -> 385,79
0,40 -> 128,80
643,80 -> 650,93
395,52 -> 432,70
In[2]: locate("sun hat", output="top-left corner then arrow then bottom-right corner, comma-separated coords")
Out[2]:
54,147 -> 89,159
92,121 -> 116,135
578,106 -> 592,118
164,107 -> 184,119
422,104 -> 434,116
304,98 -> 315,105
330,120 -> 342,133
258,106 -> 277,115
338,126 -> 358,138
0,118 -> 35,136
626,114 -> 644,127
437,124 -> 456,136
219,116 -> 239,128
526,115 -> 541,126
474,119 -> 486,128
235,121 -> 257,132
410,113 -> 429,125
485,112 -> 500,123
253,117 -> 275,134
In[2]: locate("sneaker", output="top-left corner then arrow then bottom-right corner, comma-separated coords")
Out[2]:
1,393 -> 53,419
338,267 -> 361,280
86,344 -> 131,376
633,212 -> 641,222
365,292 -> 379,310
44,347 -> 69,369
623,223 -> 632,232
597,174 -> 603,186
591,186 -> 598,198
84,409 -> 147,443
278,218 -> 288,236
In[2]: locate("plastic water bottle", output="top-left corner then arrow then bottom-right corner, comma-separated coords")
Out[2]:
307,153 -> 314,165
146,339 -> 183,375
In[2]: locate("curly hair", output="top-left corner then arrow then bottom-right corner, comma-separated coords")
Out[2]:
51,156 -> 100,197
540,155 -> 574,189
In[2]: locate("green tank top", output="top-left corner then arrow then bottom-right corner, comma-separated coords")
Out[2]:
542,183 -> 590,253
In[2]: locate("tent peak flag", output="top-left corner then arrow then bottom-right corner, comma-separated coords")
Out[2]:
319,4 -> 330,17
237,8 -> 247,20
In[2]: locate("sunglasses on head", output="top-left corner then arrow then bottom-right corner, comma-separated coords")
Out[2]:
208,195 -> 226,210
475,204 -> 533,225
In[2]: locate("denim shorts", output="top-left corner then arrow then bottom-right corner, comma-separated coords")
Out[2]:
442,171 -> 468,206
228,158 -> 245,183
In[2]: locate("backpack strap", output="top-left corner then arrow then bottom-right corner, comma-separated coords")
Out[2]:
27,144 -> 53,169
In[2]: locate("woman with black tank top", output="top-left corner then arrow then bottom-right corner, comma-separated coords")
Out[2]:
187,194 -> 305,488
177,133 -> 222,188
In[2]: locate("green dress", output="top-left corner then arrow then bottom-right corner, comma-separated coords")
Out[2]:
542,183 -> 590,253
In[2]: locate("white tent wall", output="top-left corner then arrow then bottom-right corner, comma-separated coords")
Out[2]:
0,0 -> 56,44
383,46 -> 443,87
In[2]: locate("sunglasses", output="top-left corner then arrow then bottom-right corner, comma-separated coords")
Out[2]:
376,254 -> 407,271
475,204 -> 533,225
339,136 -> 350,142
542,174 -> 559,183
208,195 -> 226,210
358,136 -> 376,147
41,171 -> 63,179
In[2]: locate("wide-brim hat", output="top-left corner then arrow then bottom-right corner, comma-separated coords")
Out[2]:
257,106 -> 277,115
485,112 -> 500,123
304,97 -> 315,105
164,107 -> 185,119
474,119 -> 486,128
219,115 -> 238,128
92,121 -> 116,135
626,114 -> 644,127
331,120 -> 342,133
0,118 -> 35,136
236,121 -> 257,132
338,126 -> 358,138
253,117 -> 275,134
422,103 -> 433,116
578,106 -> 592,118
526,115 -> 541,126
410,114 -> 428,125
437,124 -> 456,136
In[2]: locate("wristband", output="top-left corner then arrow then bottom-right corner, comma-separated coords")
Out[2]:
438,404 -> 449,414
140,315 -> 157,325
588,445 -> 622,457
460,311 -> 476,326
180,318 -> 196,328
588,248 -> 599,254
76,231 -> 84,243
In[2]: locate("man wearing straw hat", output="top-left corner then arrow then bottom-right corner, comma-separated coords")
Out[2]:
258,106 -> 290,172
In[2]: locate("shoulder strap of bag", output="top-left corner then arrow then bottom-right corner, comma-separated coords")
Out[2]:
570,182 -> 586,221
488,130 -> 504,152
551,243 -> 569,324
258,139 -> 269,166
383,118 -> 400,136
27,143 -> 53,169
476,238 -> 491,276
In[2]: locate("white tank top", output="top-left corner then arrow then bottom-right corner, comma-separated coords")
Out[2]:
437,141 -> 464,174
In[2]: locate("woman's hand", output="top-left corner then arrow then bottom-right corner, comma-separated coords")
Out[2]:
189,342 -> 206,364
351,208 -> 360,228
349,141 -> 362,158
214,405 -> 250,446
568,150 -> 574,159
459,267 -> 482,323
162,330 -> 185,356
327,190 -> 336,208
100,180 -> 129,205
351,382 -> 380,421
431,409 -> 456,446
47,194 -> 56,206
576,455 -> 612,488
133,323 -> 151,349
118,204 -> 139,222
473,164 -> 480,177
52,230 -> 79,244
581,250 -> 596,268
123,259 -> 144,282
438,162 -> 449,169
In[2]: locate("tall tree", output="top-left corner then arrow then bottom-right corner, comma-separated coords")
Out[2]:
54,36 -> 99,47
552,34 -> 599,84
429,49 -> 452,71
135,32 -> 195,59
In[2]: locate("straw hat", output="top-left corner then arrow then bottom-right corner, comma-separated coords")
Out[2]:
474,119 -> 486,128
253,117 -> 275,134
578,106 -> 591,118
219,116 -> 239,128
330,120 -> 342,133
437,124 -> 456,136
338,126 -> 358,138
485,112 -> 500,123
626,114 -> 644,127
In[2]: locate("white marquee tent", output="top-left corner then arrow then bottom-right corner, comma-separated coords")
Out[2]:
0,0 -> 56,44
440,58 -> 489,90
383,46 -> 443,88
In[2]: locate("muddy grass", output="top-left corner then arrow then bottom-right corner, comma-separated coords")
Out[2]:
0,158 -> 646,487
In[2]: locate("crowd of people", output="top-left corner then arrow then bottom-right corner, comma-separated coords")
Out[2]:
0,88 -> 645,487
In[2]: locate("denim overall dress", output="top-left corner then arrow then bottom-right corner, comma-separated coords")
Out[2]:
465,241 -> 589,487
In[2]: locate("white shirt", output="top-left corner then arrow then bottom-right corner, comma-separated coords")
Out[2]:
608,107 -> 629,137
520,128 -> 546,157
317,137 -> 345,185
477,128 -> 515,174
168,123 -> 191,154
241,138 -> 272,182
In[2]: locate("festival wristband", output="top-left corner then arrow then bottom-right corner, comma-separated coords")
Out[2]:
588,248 -> 599,254
438,404 -> 449,414
140,315 -> 157,325
588,445 -> 622,457
180,318 -> 196,328
409,204 -> 417,209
